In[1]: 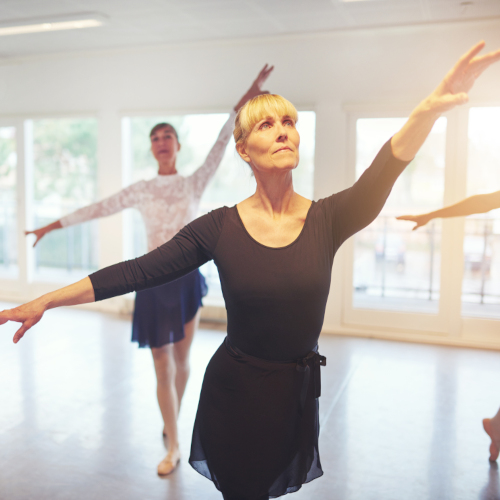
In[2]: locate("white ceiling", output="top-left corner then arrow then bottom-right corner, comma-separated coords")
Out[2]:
0,0 -> 499,58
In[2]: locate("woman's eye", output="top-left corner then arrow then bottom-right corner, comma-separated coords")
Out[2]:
284,120 -> 294,127
260,122 -> 271,130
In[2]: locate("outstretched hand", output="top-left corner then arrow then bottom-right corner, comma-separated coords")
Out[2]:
234,64 -> 274,111
421,41 -> 500,115
396,214 -> 431,231
0,301 -> 45,343
25,221 -> 62,247
25,228 -> 48,247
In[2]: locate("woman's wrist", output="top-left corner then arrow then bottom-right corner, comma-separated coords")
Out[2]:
412,97 -> 443,121
35,294 -> 52,313
49,220 -> 63,231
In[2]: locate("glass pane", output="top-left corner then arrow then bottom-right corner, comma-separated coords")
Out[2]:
353,117 -> 447,313
462,107 -> 500,318
32,119 -> 99,280
0,127 -> 18,278
124,112 -> 316,301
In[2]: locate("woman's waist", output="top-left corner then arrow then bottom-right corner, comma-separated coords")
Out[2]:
225,336 -> 319,365
222,336 -> 326,409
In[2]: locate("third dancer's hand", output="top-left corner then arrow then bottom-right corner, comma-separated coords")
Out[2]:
234,64 -> 274,112
396,214 -> 432,231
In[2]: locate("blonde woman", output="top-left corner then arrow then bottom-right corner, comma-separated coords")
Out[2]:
3,42 -> 500,499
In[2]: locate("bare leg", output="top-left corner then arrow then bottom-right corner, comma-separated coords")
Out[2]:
151,345 -> 181,475
173,309 -> 200,409
483,407 -> 500,462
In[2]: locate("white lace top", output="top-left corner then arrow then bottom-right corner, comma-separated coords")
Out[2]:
60,111 -> 236,252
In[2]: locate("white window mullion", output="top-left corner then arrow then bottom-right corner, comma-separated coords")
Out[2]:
439,107 -> 469,338
14,119 -> 33,297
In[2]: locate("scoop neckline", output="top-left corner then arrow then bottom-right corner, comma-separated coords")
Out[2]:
234,201 -> 315,250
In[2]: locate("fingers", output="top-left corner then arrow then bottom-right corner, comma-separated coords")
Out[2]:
469,48 -> 500,76
396,215 -> 416,222
13,323 -> 30,344
256,64 -> 274,87
453,41 -> 486,75
471,48 -> 500,68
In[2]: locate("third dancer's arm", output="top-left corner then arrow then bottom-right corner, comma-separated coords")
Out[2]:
397,191 -> 500,230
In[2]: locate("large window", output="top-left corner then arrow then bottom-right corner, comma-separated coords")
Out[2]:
352,117 -> 447,313
462,107 -> 500,318
0,127 -> 17,278
122,111 -> 316,301
30,118 -> 99,281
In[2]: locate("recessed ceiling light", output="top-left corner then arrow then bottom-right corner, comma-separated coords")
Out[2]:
0,13 -> 107,37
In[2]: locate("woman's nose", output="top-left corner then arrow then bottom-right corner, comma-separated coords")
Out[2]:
276,125 -> 288,140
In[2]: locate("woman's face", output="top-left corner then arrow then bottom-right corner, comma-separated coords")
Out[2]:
237,112 -> 300,174
150,126 -> 181,163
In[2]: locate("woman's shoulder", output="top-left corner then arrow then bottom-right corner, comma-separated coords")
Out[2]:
191,206 -> 232,230
310,192 -> 349,221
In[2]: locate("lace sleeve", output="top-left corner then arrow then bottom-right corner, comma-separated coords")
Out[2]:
189,111 -> 236,198
60,182 -> 144,228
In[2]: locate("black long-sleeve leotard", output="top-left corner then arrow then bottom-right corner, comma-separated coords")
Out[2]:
90,140 -> 410,361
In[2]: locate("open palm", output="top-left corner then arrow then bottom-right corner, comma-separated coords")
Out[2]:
425,41 -> 500,114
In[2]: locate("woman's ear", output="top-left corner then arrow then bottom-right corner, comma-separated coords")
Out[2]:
236,142 -> 250,163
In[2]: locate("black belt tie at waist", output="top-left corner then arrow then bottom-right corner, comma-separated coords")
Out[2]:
224,337 -> 326,415
296,351 -> 326,414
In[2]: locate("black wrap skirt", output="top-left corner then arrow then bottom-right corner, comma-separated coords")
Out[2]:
189,337 -> 326,499
131,269 -> 207,348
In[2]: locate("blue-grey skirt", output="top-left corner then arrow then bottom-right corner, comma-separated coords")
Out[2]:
131,269 -> 208,348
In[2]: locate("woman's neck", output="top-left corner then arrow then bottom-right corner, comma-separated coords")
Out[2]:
157,159 -> 177,176
252,171 -> 296,217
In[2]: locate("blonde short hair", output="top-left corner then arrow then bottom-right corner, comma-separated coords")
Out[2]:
233,94 -> 298,146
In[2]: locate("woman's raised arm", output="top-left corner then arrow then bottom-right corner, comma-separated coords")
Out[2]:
190,64 -> 274,197
328,42 -> 500,246
391,41 -> 500,161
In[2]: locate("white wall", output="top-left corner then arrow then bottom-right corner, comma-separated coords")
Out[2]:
1,18 -> 500,347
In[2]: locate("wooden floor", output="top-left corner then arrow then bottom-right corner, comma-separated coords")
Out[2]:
1,303 -> 500,500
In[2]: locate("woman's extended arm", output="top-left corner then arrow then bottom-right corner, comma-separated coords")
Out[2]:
397,191 -> 500,230
190,64 -> 273,197
3,208 -> 225,344
330,42 -> 500,245
0,277 -> 95,344
391,41 -> 500,161
25,183 -> 142,247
